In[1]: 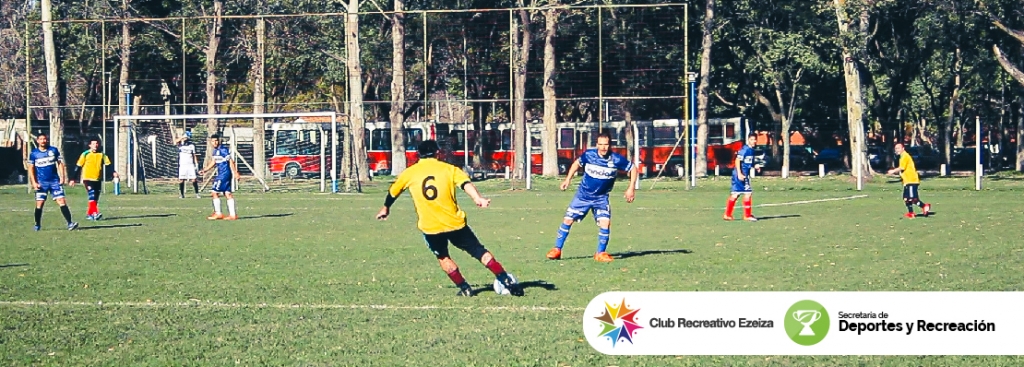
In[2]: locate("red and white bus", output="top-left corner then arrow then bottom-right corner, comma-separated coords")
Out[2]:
434,117 -> 748,177
364,120 -> 438,175
268,119 -> 336,178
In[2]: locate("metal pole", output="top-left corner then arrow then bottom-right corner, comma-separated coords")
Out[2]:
598,8 -> 603,133
101,20 -> 107,191
683,5 -> 689,189
509,10 -> 515,184
856,136 -> 863,191
25,19 -> 31,194
332,113 -> 338,193
976,115 -> 982,191
690,76 -> 697,187
464,35 -> 469,170
182,18 -> 187,115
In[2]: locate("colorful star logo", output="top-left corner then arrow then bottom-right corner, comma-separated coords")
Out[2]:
594,298 -> 642,347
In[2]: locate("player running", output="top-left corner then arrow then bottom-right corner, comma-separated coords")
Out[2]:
376,140 -> 524,297
27,133 -> 78,231
176,133 -> 201,199
199,134 -> 240,220
887,143 -> 931,218
545,131 -> 638,263
724,134 -> 758,221
69,138 -> 117,220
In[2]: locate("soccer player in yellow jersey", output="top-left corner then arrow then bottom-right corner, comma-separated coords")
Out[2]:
70,138 -> 118,220
376,140 -> 524,297
887,143 -> 931,218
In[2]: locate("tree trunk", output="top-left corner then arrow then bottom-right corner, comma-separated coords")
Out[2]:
116,1 -> 131,178
204,0 -> 223,159
41,0 -> 62,154
944,48 -> 962,166
512,8 -> 531,180
1018,96 -> 1023,171
541,8 -> 559,176
347,0 -> 369,181
252,13 -> 266,180
834,0 -> 872,177
389,0 -> 407,174
694,0 -> 715,178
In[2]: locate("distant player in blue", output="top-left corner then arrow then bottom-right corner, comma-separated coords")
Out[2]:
724,134 -> 758,221
27,133 -> 78,231
199,134 -> 240,220
546,132 -> 638,263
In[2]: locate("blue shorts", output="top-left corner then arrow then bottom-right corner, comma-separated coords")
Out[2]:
36,182 -> 66,201
731,177 -> 752,194
211,177 -> 233,193
564,194 -> 611,222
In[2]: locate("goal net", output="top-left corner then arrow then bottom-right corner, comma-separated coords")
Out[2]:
112,112 -> 345,194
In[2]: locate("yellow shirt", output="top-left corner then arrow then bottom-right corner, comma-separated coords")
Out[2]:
388,158 -> 472,235
76,151 -> 111,181
898,152 -> 919,185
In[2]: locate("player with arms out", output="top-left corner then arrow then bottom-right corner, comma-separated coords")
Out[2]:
199,134 -> 240,220
724,134 -> 758,221
887,143 -> 930,218
176,133 -> 201,199
69,138 -> 117,220
545,132 -> 638,263
376,140 -> 523,297
27,133 -> 78,231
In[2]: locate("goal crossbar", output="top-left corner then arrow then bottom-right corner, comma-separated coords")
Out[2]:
113,112 -> 341,193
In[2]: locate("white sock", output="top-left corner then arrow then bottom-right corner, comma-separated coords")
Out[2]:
212,198 -> 222,214
227,199 -> 236,217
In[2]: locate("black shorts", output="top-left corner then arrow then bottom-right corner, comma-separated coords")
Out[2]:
84,180 -> 102,200
423,226 -> 488,260
903,184 -> 920,201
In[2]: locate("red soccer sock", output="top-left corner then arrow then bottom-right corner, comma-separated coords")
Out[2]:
446,268 -> 467,286
484,258 -> 506,276
725,198 -> 738,217
88,200 -> 98,216
743,197 -> 753,218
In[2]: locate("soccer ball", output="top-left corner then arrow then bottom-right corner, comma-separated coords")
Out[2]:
493,273 -> 518,296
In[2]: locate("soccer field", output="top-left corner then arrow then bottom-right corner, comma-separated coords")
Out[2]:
2,175 -> 1023,366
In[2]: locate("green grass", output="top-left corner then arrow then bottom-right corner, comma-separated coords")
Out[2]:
2,173 -> 1023,366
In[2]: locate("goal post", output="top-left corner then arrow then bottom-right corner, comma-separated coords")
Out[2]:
113,112 -> 342,193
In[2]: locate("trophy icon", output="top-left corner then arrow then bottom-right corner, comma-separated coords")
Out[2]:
792,310 -> 822,336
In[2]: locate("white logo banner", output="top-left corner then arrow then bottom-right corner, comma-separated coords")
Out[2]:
583,292 -> 1024,355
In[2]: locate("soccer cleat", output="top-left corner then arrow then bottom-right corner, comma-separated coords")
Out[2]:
67,222 -> 78,231
456,287 -> 474,297
33,225 -> 40,231
922,204 -> 931,217
222,215 -> 238,221
85,214 -> 94,221
179,195 -> 185,199
207,213 -> 224,220
594,252 -> 614,263
195,194 -> 202,199
904,212 -> 916,219
545,248 -> 562,260
499,275 -> 524,297
93,213 -> 102,221
722,215 -> 734,221
744,216 -> 758,222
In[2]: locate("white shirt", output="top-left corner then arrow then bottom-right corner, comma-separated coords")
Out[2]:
178,143 -> 197,168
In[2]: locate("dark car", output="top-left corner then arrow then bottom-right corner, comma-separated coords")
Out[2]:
814,147 -> 844,169
867,145 -> 887,169
950,147 -> 989,170
905,146 -> 940,170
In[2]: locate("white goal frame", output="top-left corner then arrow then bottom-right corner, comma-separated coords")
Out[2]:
113,112 -> 340,193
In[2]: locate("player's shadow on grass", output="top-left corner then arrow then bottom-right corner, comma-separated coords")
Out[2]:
238,213 -> 293,220
471,280 -> 557,296
563,249 -> 694,260
103,213 -> 176,221
79,223 -> 143,231
756,214 -> 801,221
0,263 -> 29,269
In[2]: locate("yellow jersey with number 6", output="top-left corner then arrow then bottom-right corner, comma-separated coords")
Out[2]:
388,158 -> 472,234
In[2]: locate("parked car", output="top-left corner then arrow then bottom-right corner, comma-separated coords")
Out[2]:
867,145 -> 887,170
950,147 -> 989,170
905,146 -> 940,170
814,147 -> 844,171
